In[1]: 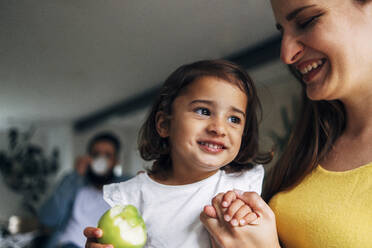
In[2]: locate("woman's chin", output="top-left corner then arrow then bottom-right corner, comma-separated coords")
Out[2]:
306,92 -> 323,101
306,87 -> 338,102
305,83 -> 329,101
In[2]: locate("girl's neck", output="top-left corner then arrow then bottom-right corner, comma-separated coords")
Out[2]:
150,168 -> 219,186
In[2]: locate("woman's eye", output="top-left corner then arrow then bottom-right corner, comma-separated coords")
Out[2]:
297,14 -> 321,29
195,108 -> 210,116
228,116 -> 241,124
276,24 -> 283,36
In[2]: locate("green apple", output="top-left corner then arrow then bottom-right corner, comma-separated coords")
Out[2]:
97,205 -> 147,248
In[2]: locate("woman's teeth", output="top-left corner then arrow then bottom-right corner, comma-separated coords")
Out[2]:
199,142 -> 223,149
300,60 -> 323,75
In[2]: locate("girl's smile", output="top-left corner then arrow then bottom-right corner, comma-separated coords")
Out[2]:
197,140 -> 227,154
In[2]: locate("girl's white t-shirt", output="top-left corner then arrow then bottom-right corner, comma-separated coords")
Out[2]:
104,165 -> 264,248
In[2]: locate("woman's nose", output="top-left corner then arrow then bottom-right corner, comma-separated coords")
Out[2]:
280,33 -> 304,64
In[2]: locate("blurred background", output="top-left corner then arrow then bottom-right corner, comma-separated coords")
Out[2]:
0,0 -> 301,247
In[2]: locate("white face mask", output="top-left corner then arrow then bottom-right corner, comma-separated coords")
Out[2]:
91,157 -> 110,176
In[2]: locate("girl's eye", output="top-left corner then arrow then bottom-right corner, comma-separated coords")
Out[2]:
297,14 -> 322,30
195,107 -> 210,116
228,116 -> 241,124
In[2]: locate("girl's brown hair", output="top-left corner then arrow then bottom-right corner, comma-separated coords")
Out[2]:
263,66 -> 346,202
138,59 -> 272,178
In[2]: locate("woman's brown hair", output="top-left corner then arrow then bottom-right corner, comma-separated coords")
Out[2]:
263,66 -> 346,202
138,59 -> 272,179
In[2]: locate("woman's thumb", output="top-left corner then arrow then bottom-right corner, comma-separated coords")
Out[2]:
236,191 -> 272,217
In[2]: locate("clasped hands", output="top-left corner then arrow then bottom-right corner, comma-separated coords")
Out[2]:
200,190 -> 281,248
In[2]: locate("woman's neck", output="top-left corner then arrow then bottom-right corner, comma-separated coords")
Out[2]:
320,88 -> 372,171
342,89 -> 372,136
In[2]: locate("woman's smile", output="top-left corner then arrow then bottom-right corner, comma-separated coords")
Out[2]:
296,58 -> 326,83
296,58 -> 329,85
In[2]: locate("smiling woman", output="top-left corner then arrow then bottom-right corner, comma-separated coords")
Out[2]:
273,0 -> 372,101
200,0 -> 372,247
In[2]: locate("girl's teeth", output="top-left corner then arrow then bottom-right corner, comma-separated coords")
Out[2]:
208,144 -> 220,149
200,142 -> 222,149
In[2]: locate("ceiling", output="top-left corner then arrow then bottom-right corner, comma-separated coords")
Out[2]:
0,0 -> 280,130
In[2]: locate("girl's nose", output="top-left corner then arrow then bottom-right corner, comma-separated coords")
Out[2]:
280,33 -> 304,64
207,119 -> 226,137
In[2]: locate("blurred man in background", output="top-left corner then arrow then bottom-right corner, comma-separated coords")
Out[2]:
38,132 -> 131,248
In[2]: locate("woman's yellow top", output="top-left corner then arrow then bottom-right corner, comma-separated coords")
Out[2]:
269,163 -> 372,248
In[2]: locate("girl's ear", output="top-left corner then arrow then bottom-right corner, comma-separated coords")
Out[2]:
155,111 -> 170,138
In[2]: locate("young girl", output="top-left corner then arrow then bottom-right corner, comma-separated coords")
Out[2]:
84,59 -> 272,248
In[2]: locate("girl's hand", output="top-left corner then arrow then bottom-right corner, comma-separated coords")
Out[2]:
83,227 -> 113,248
222,190 -> 258,226
200,192 -> 281,248
204,190 -> 258,227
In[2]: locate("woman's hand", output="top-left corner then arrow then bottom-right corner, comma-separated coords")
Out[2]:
83,227 -> 113,248
200,192 -> 281,248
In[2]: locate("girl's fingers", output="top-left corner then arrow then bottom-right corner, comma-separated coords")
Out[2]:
226,200 -> 260,227
221,190 -> 237,208
85,240 -> 113,248
231,204 -> 253,227
83,227 -> 114,248
224,199 -> 244,223
84,227 -> 102,239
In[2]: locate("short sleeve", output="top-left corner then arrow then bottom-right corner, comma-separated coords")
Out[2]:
103,176 -> 142,209
103,183 -> 126,207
